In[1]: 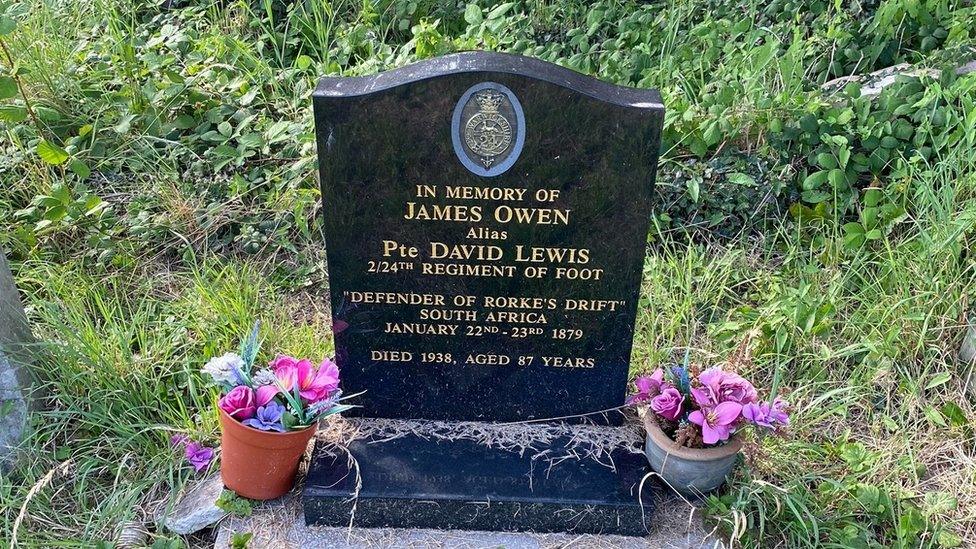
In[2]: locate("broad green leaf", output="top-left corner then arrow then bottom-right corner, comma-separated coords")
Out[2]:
36,140 -> 69,165
213,144 -> 238,157
0,104 -> 26,123
0,76 -> 17,100
940,402 -> 967,427
686,178 -> 700,203
925,372 -> 952,390
486,2 -> 514,20
816,152 -> 837,169
828,168 -> 846,188
923,406 -> 946,427
864,187 -> 881,207
295,55 -> 312,70
463,3 -> 483,25
802,170 -> 828,190
727,172 -> 756,186
0,16 -> 15,36
69,159 -> 91,179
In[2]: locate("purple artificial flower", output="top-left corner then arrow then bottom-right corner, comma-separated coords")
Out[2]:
770,397 -> 790,425
717,371 -> 759,405
744,397 -> 790,429
688,401 -> 743,445
650,385 -> 685,421
692,368 -> 758,407
185,442 -> 215,472
626,369 -> 665,404
243,402 -> 286,432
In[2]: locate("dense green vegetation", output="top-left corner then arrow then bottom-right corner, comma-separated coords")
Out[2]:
1,0 -> 974,546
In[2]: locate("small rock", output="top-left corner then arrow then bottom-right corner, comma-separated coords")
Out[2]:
159,474 -> 229,535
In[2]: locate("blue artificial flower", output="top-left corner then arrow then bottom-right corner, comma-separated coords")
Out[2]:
243,402 -> 285,432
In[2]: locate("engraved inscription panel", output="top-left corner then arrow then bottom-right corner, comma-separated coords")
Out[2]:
314,54 -> 663,424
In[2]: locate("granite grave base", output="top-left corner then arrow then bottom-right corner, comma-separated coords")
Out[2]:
302,417 -> 674,537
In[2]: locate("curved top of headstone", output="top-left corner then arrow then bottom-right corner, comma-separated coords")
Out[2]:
314,51 -> 663,110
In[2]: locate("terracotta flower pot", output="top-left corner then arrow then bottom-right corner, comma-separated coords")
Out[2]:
218,407 -> 316,500
643,414 -> 742,496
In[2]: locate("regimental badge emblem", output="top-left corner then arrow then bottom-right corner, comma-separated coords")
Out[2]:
464,91 -> 513,167
451,82 -> 525,177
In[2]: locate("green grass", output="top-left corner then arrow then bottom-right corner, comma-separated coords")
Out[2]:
1,0 -> 975,546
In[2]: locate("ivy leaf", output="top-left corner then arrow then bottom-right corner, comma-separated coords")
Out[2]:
36,140 -> 69,165
0,76 -> 17,100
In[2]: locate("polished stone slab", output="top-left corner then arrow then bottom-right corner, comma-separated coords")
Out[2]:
302,427 -> 671,536
314,52 -> 664,424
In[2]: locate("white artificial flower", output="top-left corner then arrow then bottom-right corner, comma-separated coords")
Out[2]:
252,368 -> 278,387
202,352 -> 244,385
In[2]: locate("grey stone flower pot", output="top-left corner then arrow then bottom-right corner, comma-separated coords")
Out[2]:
643,415 -> 741,496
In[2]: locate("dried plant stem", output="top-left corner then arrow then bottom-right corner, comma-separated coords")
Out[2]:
11,460 -> 73,548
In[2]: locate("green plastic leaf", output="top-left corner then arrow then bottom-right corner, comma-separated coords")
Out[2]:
36,140 -> 69,165
0,76 -> 17,100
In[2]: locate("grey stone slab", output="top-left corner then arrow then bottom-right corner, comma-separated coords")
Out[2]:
214,496 -> 722,548
0,252 -> 34,469
158,473 -> 229,535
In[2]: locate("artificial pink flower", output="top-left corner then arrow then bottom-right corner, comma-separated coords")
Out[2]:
688,401 -> 743,445
716,371 -> 758,405
271,355 -> 340,402
219,385 -> 256,420
255,384 -> 278,407
650,385 -> 685,420
692,368 -> 758,407
626,369 -> 665,404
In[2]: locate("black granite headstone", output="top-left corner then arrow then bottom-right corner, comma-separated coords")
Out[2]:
305,51 -> 667,536
314,52 -> 663,424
